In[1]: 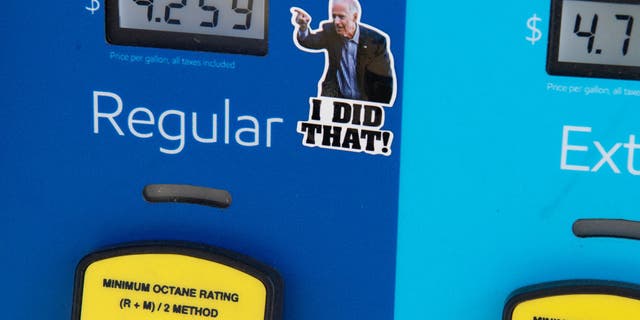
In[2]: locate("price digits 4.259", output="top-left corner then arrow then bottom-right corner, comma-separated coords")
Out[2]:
573,13 -> 634,55
133,0 -> 254,30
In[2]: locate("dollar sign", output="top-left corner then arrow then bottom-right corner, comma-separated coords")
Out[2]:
85,0 -> 100,14
526,14 -> 542,45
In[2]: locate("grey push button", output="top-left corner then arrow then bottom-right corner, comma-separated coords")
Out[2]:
143,184 -> 232,208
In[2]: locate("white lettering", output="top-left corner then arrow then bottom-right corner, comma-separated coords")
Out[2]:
267,118 -> 284,147
591,141 -> 622,173
158,110 -> 185,154
128,107 -> 155,138
624,135 -> 640,176
560,125 -> 640,176
192,113 -> 217,143
561,125 -> 590,172
91,91 -> 283,154
225,99 -> 230,144
235,116 -> 260,147
93,91 -> 125,135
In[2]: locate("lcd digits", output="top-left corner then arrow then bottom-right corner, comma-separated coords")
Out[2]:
129,0 -> 254,32
574,13 -> 632,55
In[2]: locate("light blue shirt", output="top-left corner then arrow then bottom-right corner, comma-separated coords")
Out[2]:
337,25 -> 360,99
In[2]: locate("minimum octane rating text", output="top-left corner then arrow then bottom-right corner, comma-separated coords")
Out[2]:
103,278 -> 240,302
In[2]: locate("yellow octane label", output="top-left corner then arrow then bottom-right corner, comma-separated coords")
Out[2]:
80,254 -> 267,320
512,294 -> 640,320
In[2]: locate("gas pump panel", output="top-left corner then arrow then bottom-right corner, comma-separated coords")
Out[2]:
5,0 -> 640,319
0,1 -> 405,319
398,0 -> 640,319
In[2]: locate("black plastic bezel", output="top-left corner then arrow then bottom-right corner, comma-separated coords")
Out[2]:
71,241 -> 283,320
105,0 -> 269,55
503,279 -> 640,320
547,0 -> 640,80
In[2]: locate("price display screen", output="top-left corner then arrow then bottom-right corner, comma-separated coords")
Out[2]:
106,0 -> 268,55
547,0 -> 640,80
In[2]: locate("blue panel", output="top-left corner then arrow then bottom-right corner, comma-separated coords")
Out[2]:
0,1 -> 406,319
398,0 -> 640,318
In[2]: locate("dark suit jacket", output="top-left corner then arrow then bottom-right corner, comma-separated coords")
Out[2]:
297,22 -> 394,104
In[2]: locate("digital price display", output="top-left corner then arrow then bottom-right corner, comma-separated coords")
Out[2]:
106,0 -> 268,55
548,0 -> 640,79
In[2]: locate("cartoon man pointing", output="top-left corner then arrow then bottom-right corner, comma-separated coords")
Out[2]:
291,0 -> 396,105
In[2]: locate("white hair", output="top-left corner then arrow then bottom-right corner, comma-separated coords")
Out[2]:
331,0 -> 361,16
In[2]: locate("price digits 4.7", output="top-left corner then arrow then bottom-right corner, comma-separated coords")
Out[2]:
133,0 -> 254,30
574,13 -> 634,55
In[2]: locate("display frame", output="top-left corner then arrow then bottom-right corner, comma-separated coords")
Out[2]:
105,0 -> 269,55
547,0 -> 640,80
